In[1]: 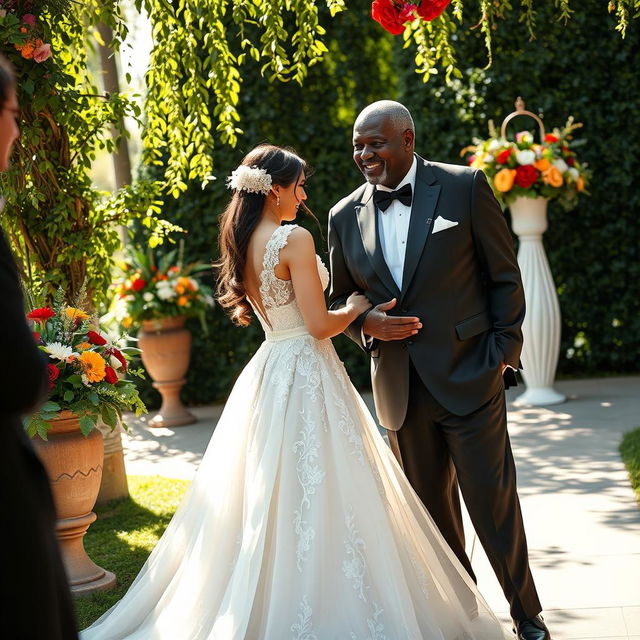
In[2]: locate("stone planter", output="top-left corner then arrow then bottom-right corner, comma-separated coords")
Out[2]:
510,196 -> 566,406
32,411 -> 116,596
138,315 -> 196,427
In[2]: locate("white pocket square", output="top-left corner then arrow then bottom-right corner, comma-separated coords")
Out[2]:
431,216 -> 458,234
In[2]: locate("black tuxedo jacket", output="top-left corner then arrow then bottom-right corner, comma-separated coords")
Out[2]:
0,230 -> 78,639
328,155 -> 525,429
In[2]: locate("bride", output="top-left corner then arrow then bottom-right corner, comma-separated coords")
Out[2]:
82,144 -> 510,639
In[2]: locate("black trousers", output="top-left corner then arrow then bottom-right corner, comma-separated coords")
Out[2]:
393,363 -> 542,622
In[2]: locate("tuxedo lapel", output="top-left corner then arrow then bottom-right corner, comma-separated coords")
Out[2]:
356,184 -> 401,298
400,158 -> 441,300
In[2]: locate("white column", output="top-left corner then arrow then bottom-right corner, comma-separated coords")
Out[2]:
510,196 -> 566,405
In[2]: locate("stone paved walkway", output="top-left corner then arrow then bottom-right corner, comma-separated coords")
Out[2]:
123,376 -> 640,639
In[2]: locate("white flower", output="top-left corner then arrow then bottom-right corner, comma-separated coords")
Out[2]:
484,154 -> 494,163
143,292 -> 155,302
553,158 -> 569,174
45,342 -> 77,362
226,165 -> 272,195
488,139 -> 504,152
516,131 -> 533,144
516,150 -> 536,166
156,281 -> 176,300
110,355 -> 123,370
81,374 -> 91,387
567,167 -> 579,181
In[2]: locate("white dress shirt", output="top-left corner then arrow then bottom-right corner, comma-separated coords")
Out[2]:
376,156 -> 417,290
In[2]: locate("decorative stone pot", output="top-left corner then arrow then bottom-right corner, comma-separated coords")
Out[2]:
510,196 -> 566,406
138,315 -> 196,427
32,411 -> 116,596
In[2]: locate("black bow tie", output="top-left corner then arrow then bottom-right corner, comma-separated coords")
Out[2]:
373,183 -> 413,212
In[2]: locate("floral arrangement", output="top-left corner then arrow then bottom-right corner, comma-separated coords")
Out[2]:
112,244 -> 214,330
462,118 -> 590,211
26,290 -> 146,439
0,1 -> 53,63
371,0 -> 451,35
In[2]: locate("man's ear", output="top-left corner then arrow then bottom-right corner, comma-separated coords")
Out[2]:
403,129 -> 415,151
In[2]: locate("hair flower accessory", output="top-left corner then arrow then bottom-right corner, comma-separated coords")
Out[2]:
226,165 -> 272,195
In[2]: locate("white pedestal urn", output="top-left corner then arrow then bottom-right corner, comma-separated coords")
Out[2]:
509,196 -> 566,406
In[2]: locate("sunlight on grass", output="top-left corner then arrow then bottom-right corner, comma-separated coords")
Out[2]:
74,475 -> 189,630
620,427 -> 640,504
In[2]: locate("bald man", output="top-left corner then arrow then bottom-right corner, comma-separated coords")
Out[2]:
328,100 -> 551,640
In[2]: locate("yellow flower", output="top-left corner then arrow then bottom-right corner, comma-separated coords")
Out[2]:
470,153 -> 488,170
76,342 -> 92,351
65,307 -> 90,322
577,176 -> 585,192
79,351 -> 106,383
122,317 -> 133,328
534,158 -> 551,172
543,167 -> 564,188
494,168 -> 516,193
177,296 -> 189,307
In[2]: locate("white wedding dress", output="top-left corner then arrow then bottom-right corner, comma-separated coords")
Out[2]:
82,225 -> 510,640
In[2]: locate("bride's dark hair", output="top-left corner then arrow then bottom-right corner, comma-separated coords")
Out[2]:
216,144 -> 308,326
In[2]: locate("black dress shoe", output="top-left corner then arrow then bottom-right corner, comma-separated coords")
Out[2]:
513,614 -> 551,640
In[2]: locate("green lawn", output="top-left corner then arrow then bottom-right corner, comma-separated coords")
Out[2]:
74,475 -> 190,631
620,427 -> 640,504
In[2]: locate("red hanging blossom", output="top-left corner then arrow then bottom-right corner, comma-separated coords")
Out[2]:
371,0 -> 406,35
416,0 -> 451,21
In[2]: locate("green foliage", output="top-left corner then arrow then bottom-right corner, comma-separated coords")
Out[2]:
74,475 -> 190,629
620,427 -> 640,504
398,0 -> 640,375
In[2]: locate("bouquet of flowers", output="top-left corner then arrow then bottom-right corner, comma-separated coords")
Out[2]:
371,0 -> 451,35
112,244 -> 214,330
26,290 -> 146,439
462,117 -> 590,211
0,1 -> 54,63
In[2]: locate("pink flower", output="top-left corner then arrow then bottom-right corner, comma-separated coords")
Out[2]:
22,14 -> 36,25
33,43 -> 51,63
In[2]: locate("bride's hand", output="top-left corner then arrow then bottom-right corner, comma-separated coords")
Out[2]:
346,292 -> 372,316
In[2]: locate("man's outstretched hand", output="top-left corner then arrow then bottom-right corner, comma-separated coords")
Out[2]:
362,298 -> 422,342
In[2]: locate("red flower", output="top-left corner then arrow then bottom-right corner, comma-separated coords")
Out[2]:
107,348 -> 128,372
566,156 -> 575,167
33,331 -> 41,342
104,366 -> 118,385
47,364 -> 59,390
416,0 -> 451,21
544,134 -> 559,143
27,307 -> 55,322
131,278 -> 146,292
399,2 -> 417,22
87,330 -> 107,346
496,149 -> 512,165
371,0 -> 405,35
515,165 -> 540,189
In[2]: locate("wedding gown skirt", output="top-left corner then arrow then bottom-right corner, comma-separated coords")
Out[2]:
82,226 -> 509,639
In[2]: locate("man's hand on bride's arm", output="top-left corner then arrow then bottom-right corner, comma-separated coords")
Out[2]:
362,297 -> 422,342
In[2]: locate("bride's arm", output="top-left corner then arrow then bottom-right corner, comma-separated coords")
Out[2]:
281,227 -> 371,340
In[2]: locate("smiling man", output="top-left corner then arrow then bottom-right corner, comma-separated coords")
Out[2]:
328,100 -> 551,640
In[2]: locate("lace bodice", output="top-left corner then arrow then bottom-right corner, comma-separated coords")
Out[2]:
254,224 -> 329,335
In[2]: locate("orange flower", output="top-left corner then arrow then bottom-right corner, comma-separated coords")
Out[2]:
76,342 -> 92,351
534,158 -> 551,172
122,317 -> 133,328
64,307 -> 90,321
494,168 -> 516,193
543,167 -> 564,188
175,284 -> 186,295
79,351 -> 106,383
577,176 -> 585,192
177,296 -> 189,307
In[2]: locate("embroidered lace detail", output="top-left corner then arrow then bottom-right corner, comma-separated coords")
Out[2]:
259,225 -> 298,311
350,602 -> 387,640
343,507 -> 368,601
291,596 -> 317,640
293,410 -> 325,571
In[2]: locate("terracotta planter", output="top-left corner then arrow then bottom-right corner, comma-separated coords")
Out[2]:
32,411 -> 116,596
138,315 -> 196,427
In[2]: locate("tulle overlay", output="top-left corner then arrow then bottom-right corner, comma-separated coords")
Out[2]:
82,226 -> 509,639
